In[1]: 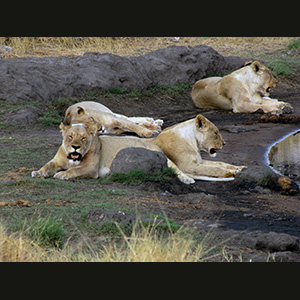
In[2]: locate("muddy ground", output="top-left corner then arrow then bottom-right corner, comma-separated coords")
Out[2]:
2,77 -> 300,261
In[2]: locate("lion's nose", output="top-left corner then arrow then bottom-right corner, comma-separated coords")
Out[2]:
72,145 -> 80,150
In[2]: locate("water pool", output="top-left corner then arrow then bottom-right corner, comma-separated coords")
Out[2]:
268,129 -> 300,179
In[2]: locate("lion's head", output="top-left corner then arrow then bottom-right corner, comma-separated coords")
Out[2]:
194,114 -> 225,157
60,116 -> 101,163
64,105 -> 89,125
245,61 -> 277,97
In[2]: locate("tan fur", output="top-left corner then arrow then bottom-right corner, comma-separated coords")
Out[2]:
64,101 -> 163,137
32,115 -> 244,183
31,115 -> 163,180
153,114 -> 245,182
31,116 -> 103,180
191,61 -> 294,115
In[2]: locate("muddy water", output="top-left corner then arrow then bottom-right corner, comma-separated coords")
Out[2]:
268,130 -> 300,179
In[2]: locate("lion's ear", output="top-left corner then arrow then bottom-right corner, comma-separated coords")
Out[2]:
252,61 -> 261,72
59,122 -> 70,135
64,111 -> 71,125
87,117 -> 102,136
244,60 -> 253,67
77,106 -> 87,116
89,123 -> 102,136
89,124 -> 98,136
195,114 -> 206,129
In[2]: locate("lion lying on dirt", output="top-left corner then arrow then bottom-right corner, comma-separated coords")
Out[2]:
32,115 -> 244,183
191,61 -> 294,115
152,114 -> 245,183
64,101 -> 163,137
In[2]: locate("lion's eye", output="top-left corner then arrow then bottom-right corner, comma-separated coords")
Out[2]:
82,137 -> 87,142
68,135 -> 73,140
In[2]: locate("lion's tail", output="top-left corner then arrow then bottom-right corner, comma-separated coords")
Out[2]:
187,175 -> 235,182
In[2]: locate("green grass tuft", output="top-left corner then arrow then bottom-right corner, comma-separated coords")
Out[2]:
287,39 -> 300,50
108,167 -> 176,186
267,59 -> 298,77
38,112 -> 61,127
17,217 -> 65,249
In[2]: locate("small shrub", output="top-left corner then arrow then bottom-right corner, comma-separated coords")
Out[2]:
126,89 -> 141,98
38,112 -> 61,127
267,60 -> 297,77
51,97 -> 78,115
96,222 -> 133,237
287,39 -> 300,50
258,173 -> 274,188
24,217 -> 65,248
107,87 -> 126,95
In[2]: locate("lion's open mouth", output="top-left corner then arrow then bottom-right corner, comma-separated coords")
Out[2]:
67,152 -> 82,161
209,148 -> 217,157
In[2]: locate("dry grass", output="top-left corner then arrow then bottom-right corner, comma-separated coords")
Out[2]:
0,225 -> 46,262
0,221 -> 224,262
1,37 -> 297,58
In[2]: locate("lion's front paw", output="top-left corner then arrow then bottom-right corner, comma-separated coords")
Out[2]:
236,165 -> 247,172
140,128 -> 155,137
225,165 -> 246,177
178,173 -> 195,184
153,119 -> 164,127
272,102 -> 294,115
281,102 -> 294,114
32,170 -> 48,178
53,171 -> 71,180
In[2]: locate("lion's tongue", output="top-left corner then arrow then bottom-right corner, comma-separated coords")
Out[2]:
71,153 -> 79,159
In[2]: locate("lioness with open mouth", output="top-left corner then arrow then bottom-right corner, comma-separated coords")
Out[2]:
32,114 -> 244,183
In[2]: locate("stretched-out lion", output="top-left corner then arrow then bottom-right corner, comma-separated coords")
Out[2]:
64,101 -> 163,137
191,61 -> 293,115
32,114 -> 244,183
152,114 -> 245,183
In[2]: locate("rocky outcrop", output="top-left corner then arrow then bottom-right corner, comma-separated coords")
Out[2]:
0,45 -> 244,103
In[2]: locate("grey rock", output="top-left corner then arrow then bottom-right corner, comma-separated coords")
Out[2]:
109,147 -> 167,174
86,209 -> 166,227
252,186 -> 272,194
234,165 -> 279,190
245,231 -> 300,252
0,179 -> 18,185
3,106 -> 40,125
0,45 -> 245,104
86,209 -> 136,226
272,251 -> 300,262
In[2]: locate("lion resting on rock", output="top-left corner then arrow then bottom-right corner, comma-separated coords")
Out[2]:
32,115 -> 244,183
31,116 -> 163,181
191,61 -> 293,115
64,101 -> 163,137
